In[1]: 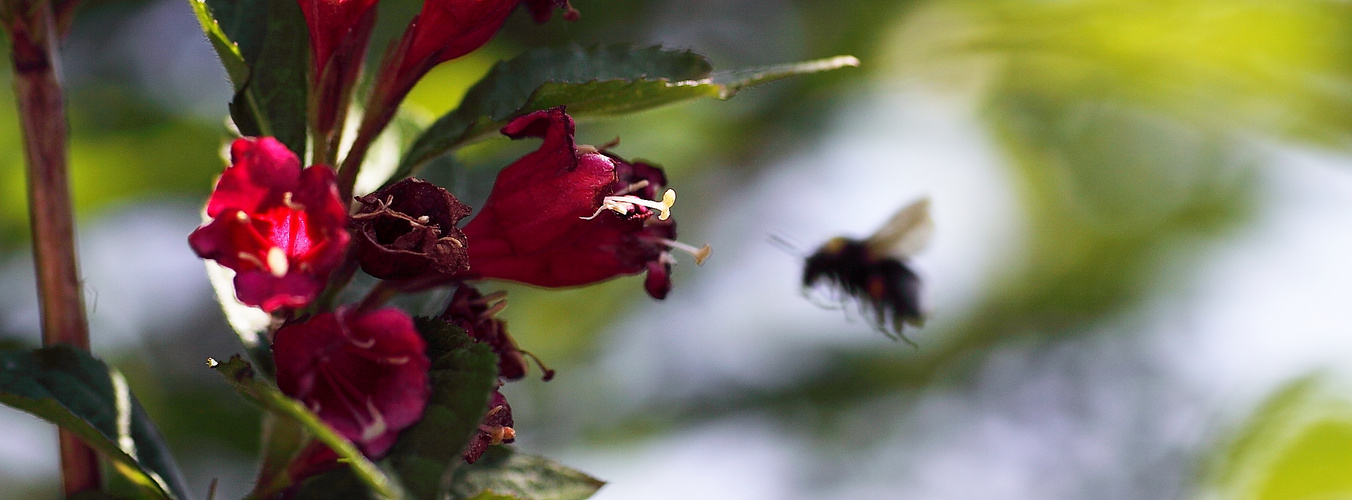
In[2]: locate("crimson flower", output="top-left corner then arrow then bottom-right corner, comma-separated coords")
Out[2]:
188,137 -> 349,312
273,307 -> 431,458
462,107 -> 708,299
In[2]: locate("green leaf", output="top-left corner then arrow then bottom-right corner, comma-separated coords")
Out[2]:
192,0 -> 308,157
465,493 -> 518,500
202,0 -> 268,65
227,0 -> 309,157
385,318 -> 498,500
293,468 -> 374,500
446,447 -> 605,500
1199,376 -> 1352,500
394,45 -> 858,182
0,346 -> 192,500
209,355 -> 407,500
253,412 -> 307,497
188,0 -> 249,88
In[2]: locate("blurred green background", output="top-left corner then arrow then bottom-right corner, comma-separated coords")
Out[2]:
6,0 -> 1352,498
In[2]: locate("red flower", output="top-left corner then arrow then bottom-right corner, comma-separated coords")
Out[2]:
462,107 -> 708,299
188,137 -> 349,312
273,307 -> 431,458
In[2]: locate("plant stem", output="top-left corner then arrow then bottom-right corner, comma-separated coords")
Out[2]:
8,0 -> 99,494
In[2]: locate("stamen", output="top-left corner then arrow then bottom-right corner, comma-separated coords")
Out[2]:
520,349 -> 556,381
613,179 -> 650,197
583,188 -> 677,221
359,399 -> 389,442
576,144 -> 599,155
416,215 -> 430,224
266,247 -> 289,277
660,238 -> 711,265
483,300 -> 508,318
235,211 -> 249,222
282,192 -> 304,211
236,251 -> 266,270
473,290 -> 509,305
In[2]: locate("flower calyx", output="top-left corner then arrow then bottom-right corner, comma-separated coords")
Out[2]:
442,285 -> 554,382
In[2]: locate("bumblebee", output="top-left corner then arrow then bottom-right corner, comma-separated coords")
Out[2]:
803,198 -> 931,343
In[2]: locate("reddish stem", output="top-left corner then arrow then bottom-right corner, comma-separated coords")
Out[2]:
8,0 -> 100,494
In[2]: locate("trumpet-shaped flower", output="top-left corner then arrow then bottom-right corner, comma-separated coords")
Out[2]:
273,307 -> 430,458
188,137 -> 349,312
463,107 -> 707,299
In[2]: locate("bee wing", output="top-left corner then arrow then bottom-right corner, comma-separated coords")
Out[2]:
865,197 -> 933,258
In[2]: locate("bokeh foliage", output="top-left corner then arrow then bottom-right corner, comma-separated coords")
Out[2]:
4,0 -> 1352,497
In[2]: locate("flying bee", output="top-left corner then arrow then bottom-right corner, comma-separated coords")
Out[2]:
802,197 -> 932,344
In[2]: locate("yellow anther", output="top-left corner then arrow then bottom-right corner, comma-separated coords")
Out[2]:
659,238 -> 711,265
656,189 -> 675,220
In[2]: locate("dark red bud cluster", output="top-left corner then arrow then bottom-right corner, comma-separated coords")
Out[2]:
352,178 -> 471,281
